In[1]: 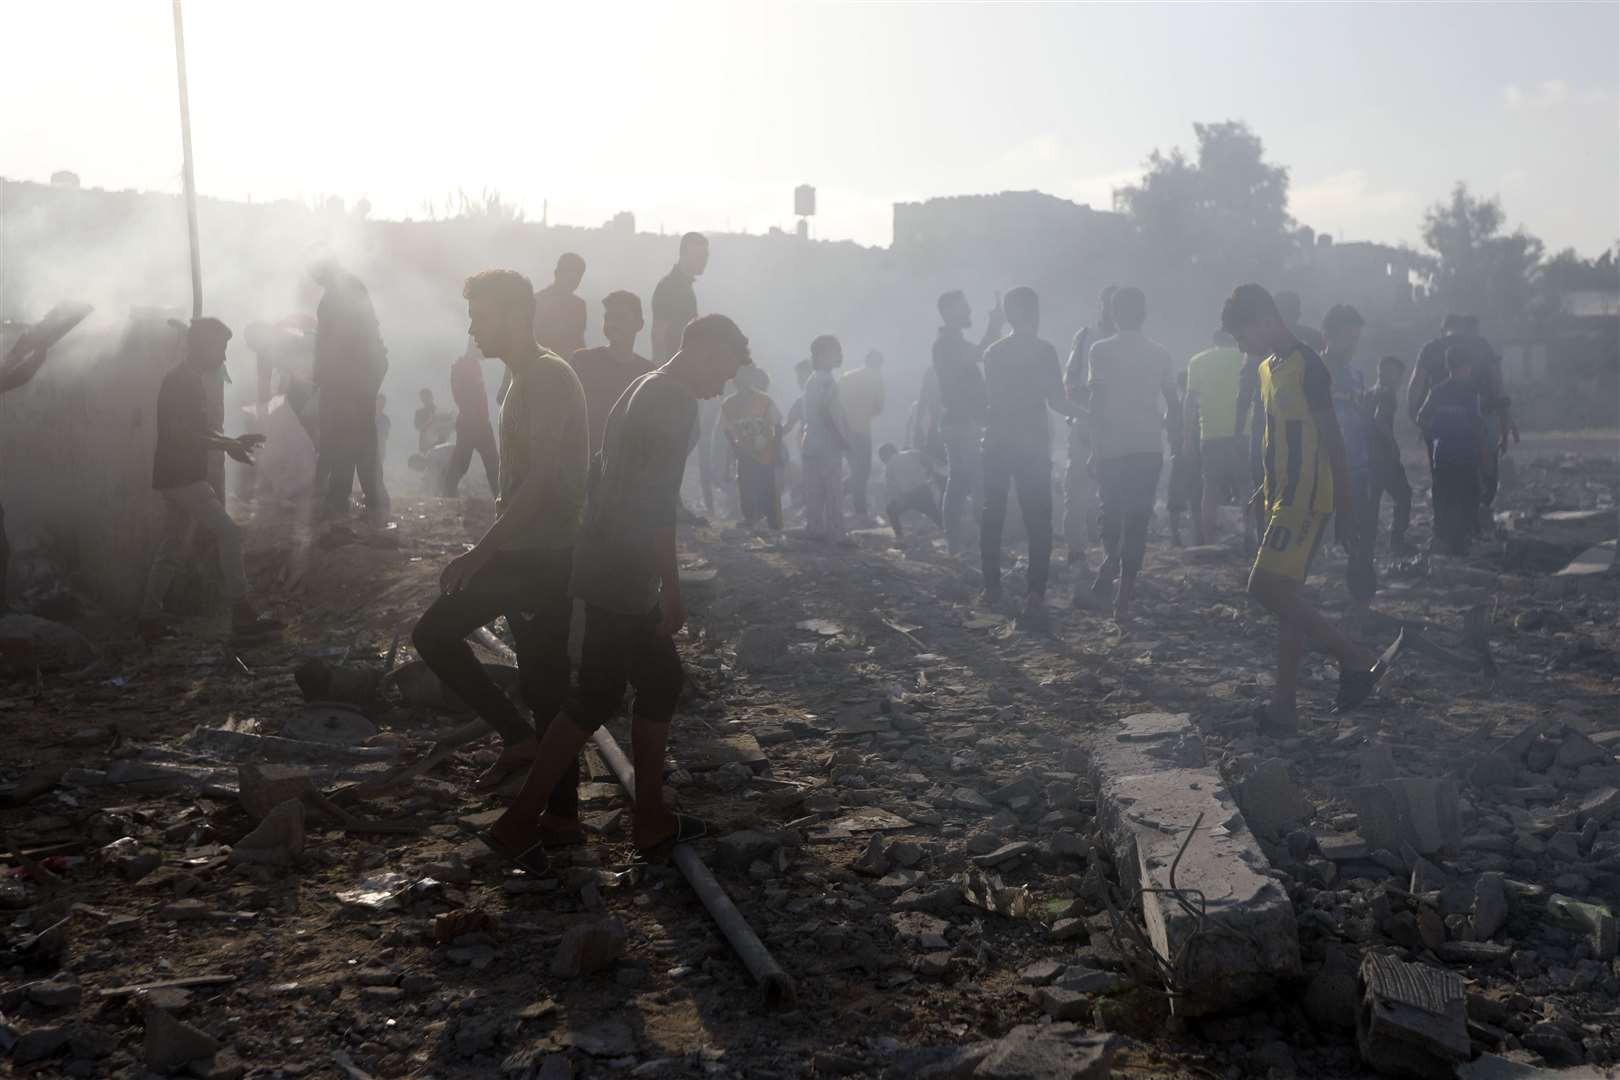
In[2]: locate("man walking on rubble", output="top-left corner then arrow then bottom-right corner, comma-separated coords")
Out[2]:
1064,286 -> 1114,603
839,349 -> 886,520
933,289 -> 1005,555
652,232 -> 716,517
569,290 -> 654,486
478,314 -> 753,873
978,286 -> 1083,631
501,252 -> 589,407
138,318 -> 282,640
1183,330 -> 1249,546
1220,285 -> 1392,732
444,338 -> 500,497
310,258 -> 390,522
1321,304 -> 1378,609
411,271 -> 589,813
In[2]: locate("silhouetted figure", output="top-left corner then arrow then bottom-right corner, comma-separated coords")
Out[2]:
1321,304 -> 1376,608
412,271 -> 588,809
1221,284 -> 1386,733
1064,286 -> 1113,599
1452,315 -> 1515,512
1417,344 -> 1489,555
1085,287 -> 1178,625
839,349 -> 886,518
781,359 -> 813,512
880,442 -> 943,540
801,335 -> 851,541
1275,290 -> 1326,354
138,318 -> 281,640
1367,355 -> 1413,554
978,287 -> 1082,631
415,388 -> 441,454
1184,330 -> 1249,545
310,259 -> 390,521
445,340 -> 500,496
376,394 -> 391,468
652,233 -> 715,515
720,365 -> 783,530
484,314 -> 753,873
912,363 -> 944,467
569,291 -> 654,487
1407,314 -> 1462,461
933,290 -> 1005,554
534,253 -> 588,359
1166,368 -> 1198,547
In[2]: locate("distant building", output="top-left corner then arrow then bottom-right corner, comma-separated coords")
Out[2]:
892,190 -> 1127,259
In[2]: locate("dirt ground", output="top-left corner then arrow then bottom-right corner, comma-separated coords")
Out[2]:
1,433 -> 1617,1079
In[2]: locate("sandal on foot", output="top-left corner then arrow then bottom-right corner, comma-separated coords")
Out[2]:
636,814 -> 710,863
468,826 -> 551,876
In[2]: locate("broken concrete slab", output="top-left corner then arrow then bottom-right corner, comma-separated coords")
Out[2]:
1546,894 -> 1616,960
1238,758 -> 1312,837
550,918 -> 627,977
1082,712 -> 1300,1016
227,799 -> 305,867
1356,953 -> 1470,1077
973,1024 -> 1119,1080
1474,872 -> 1509,940
142,997 -> 220,1072
1351,778 -> 1461,857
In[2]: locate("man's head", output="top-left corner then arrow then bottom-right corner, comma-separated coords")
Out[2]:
678,313 -> 751,399
554,252 -> 586,293
794,358 -> 813,389
736,364 -> 770,392
1321,303 -> 1364,360
307,256 -> 340,289
1441,313 -> 1462,335
1457,315 -> 1480,336
1004,286 -> 1040,334
1110,286 -> 1147,333
864,349 -> 885,370
1219,284 -> 1288,358
1444,342 -> 1475,380
601,290 -> 645,350
463,269 -> 537,360
678,232 -> 710,277
1275,290 -> 1303,326
937,289 -> 971,331
811,334 -> 843,370
419,388 -> 434,405
186,317 -> 232,370
1378,355 -> 1405,383
878,442 -> 899,463
1098,285 -> 1119,334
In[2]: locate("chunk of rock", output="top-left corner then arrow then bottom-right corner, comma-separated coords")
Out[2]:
1356,953 -> 1470,1077
1473,873 -> 1509,941
142,999 -> 220,1072
714,830 -> 780,870
227,798 -> 305,867
0,614 -> 94,670
550,918 -> 628,977
975,1024 -> 1120,1079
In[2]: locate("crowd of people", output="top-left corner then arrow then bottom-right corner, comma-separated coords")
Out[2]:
91,231 -> 1522,868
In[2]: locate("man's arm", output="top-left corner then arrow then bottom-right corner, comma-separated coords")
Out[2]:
1161,364 -> 1184,450
818,390 -> 851,454
1183,391 -> 1202,458
1407,362 -> 1430,427
1042,344 -> 1083,419
652,525 -> 683,636
1065,330 -> 1089,402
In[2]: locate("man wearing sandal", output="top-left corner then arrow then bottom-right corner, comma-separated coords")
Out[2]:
481,313 -> 753,874
411,271 -> 589,839
1220,285 -> 1395,734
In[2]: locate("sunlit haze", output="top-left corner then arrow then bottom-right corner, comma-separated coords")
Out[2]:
2,1 -> 1616,254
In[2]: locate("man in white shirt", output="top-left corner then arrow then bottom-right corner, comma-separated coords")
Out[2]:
839,349 -> 886,519
801,335 -> 850,541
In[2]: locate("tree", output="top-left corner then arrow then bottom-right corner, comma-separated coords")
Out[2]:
1115,120 -> 1295,279
1540,244 -> 1620,297
1420,183 -> 1544,328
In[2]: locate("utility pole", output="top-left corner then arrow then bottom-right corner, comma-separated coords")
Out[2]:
172,0 -> 202,318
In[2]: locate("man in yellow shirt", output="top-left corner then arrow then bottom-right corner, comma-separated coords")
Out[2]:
1183,330 -> 1249,545
1220,285 -> 1390,732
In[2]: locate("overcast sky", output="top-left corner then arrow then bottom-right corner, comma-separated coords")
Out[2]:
2,2 -> 1616,256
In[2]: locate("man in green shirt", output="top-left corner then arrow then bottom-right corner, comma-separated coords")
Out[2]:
411,270 -> 589,820
1183,330 -> 1249,545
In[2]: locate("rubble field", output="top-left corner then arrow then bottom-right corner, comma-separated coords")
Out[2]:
1,436 -> 1617,1080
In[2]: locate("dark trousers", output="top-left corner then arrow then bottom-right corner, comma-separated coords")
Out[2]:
981,441 -> 1054,595
1369,447 -> 1411,549
0,500 -> 9,612
1097,452 -> 1163,579
445,420 -> 500,496
737,458 -> 782,529
847,432 -> 873,516
411,548 -> 577,817
886,486 -> 943,538
942,424 -> 982,553
577,604 -> 683,733
320,391 -> 389,517
1432,460 -> 1480,555
1345,472 -> 1378,603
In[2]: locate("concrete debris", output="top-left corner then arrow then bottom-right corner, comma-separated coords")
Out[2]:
0,613 -> 94,670
551,917 -> 628,977
1237,757 -> 1312,837
1546,894 -> 1617,960
227,798 -> 305,866
141,997 -> 220,1072
1474,872 -> 1510,940
973,1024 -> 1120,1080
1357,953 -> 1470,1077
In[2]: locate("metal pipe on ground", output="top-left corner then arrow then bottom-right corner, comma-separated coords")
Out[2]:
471,626 -> 796,1008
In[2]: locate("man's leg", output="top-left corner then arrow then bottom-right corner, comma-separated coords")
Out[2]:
140,490 -> 197,622
1345,473 -> 1377,609
354,399 -> 390,519
885,499 -> 905,539
505,548 -> 580,834
444,434 -> 474,496
176,480 -> 250,613
322,400 -> 362,516
623,609 -> 688,852
765,467 -> 784,530
802,453 -> 828,537
849,433 -> 871,517
912,486 -> 945,529
1387,457 -> 1412,552
410,554 -> 536,757
1094,456 -> 1123,589
1012,448 -> 1054,599
1198,441 -> 1222,545
697,400 -> 718,515
979,443 -> 1012,599
1114,453 -> 1162,622
1063,430 -> 1092,566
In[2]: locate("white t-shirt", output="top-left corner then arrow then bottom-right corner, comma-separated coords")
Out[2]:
839,366 -> 885,434
801,369 -> 849,459
1087,330 -> 1175,460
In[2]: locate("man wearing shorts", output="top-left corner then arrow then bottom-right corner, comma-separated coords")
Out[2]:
1220,285 -> 1389,732
1184,329 -> 1248,545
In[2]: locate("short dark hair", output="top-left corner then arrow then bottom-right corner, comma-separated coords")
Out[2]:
878,442 -> 898,459
1321,304 -> 1364,339
463,269 -> 537,319
602,290 -> 642,319
1004,286 -> 1039,321
1221,284 -> 1281,336
682,313 -> 750,364
1379,354 -> 1406,371
810,334 -> 841,361
794,358 -> 813,380
1444,343 -> 1474,372
1111,286 -> 1147,331
1458,315 -> 1480,334
937,290 -> 965,320
865,349 -> 884,367
1441,313 -> 1463,333
680,231 -> 708,254
556,252 -> 585,275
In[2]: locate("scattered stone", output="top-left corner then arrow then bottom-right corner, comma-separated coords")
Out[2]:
142,998 -> 220,1072
1049,918 -> 1087,942
564,1018 -> 637,1058
12,1026 -> 71,1064
1521,1022 -> 1585,1067
852,834 -> 891,877
1304,945 -> 1360,1031
160,899 -> 210,922
1239,758 -> 1311,837
1578,787 -> 1619,827
1356,953 -> 1470,1077
1546,894 -> 1616,960
714,830 -> 780,870
972,841 -> 1037,869
1047,831 -> 1087,861
1436,941 -> 1512,965
1555,731 -> 1611,770
1054,966 -> 1122,995
734,626 -> 788,672
1038,987 -> 1090,1021
889,912 -> 951,950
227,798 -> 305,867
0,613 -> 94,670
26,979 -> 82,1009
1474,873 -> 1508,940
1018,959 -> 1064,986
